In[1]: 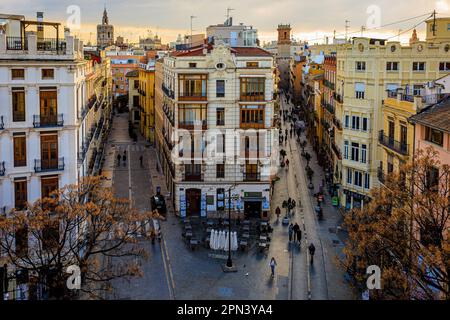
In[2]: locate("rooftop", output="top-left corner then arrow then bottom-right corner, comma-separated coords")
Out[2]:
125,70 -> 139,77
409,96 -> 450,133
170,45 -> 271,57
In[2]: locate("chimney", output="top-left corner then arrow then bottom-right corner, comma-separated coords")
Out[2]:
64,27 -> 70,38
37,12 -> 44,41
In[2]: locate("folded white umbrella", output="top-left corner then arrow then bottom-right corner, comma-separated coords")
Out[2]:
209,229 -> 215,250
232,231 -> 238,251
224,231 -> 230,252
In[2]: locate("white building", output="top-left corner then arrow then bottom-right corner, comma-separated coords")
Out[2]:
206,18 -> 259,47
156,42 -> 278,219
0,15 -> 111,214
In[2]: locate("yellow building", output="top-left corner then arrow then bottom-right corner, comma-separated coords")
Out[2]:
126,70 -> 140,124
336,17 -> 450,210
138,61 -> 156,143
377,92 -> 418,185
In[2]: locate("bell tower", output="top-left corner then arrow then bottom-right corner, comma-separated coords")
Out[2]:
277,24 -> 292,45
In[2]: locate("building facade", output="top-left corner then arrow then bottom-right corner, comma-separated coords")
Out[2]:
155,43 -> 277,219
126,70 -> 140,124
138,61 -> 156,144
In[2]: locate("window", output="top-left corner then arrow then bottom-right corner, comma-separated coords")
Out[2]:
387,154 -> 394,173
364,173 -> 370,189
439,62 -> 450,71
216,188 -> 225,211
216,164 -> 225,178
178,74 -> 207,99
12,87 -> 25,122
39,88 -> 58,126
426,166 -> 439,191
216,134 -> 225,153
355,82 -> 365,99
351,142 -> 359,162
14,179 -> 27,210
11,69 -> 24,80
361,144 -> 367,164
178,104 -> 207,128
42,69 -> 54,79
344,115 -> 350,128
425,126 -> 444,146
347,168 -> 352,184
355,61 -> 366,71
413,85 -> 423,96
240,106 -> 265,128
412,62 -> 426,71
240,77 -> 265,101
216,108 -> 225,126
216,80 -> 225,97
351,116 -> 360,130
133,95 -> 139,107
344,141 -> 349,159
246,61 -> 258,68
189,63 -> 197,68
354,171 -> 363,187
14,135 -> 27,167
386,62 -> 399,71
362,117 -> 368,131
134,80 -> 139,89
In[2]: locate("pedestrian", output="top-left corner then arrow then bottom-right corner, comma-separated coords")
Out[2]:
296,228 -> 302,244
292,223 -> 300,242
290,128 -> 293,139
123,150 -> 127,158
287,197 -> 292,208
285,128 -> 288,137
139,155 -> 143,167
288,223 -> 293,242
117,153 -> 121,166
275,206 -> 281,221
285,158 -> 290,170
308,243 -> 316,265
122,153 -> 127,166
269,257 -> 277,278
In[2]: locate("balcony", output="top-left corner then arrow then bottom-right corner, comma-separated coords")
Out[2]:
6,36 -> 28,50
334,92 -> 343,104
332,142 -> 342,160
324,79 -> 335,90
34,157 -> 65,173
0,116 -> 4,130
322,101 -> 335,115
378,167 -> 385,185
162,84 -> 175,99
179,120 -> 207,130
240,93 -> 265,102
333,117 -> 343,131
0,161 -> 5,176
378,130 -> 409,156
33,114 -> 64,128
37,38 -> 67,53
244,172 -> 261,181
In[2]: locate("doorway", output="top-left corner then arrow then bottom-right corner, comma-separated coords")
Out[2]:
186,188 -> 201,216
244,201 -> 262,219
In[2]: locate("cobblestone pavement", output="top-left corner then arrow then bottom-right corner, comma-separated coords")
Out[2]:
104,110 -> 355,300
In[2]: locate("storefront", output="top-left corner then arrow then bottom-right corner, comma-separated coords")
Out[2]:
343,189 -> 370,210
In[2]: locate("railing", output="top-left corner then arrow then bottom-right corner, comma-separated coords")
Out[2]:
244,172 -> 261,181
333,117 -> 342,130
0,161 -> 5,176
162,84 -> 175,99
37,38 -> 66,53
33,114 -> 64,128
183,173 -> 203,182
6,36 -> 28,50
387,92 -> 447,105
240,93 -> 265,102
0,116 -> 4,130
324,79 -> 335,90
179,120 -> 207,130
322,101 -> 335,115
378,167 -> 385,185
378,130 -> 409,155
331,142 -> 342,160
34,157 -> 65,173
334,92 -> 343,104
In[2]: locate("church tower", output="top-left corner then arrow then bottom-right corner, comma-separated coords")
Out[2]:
97,7 -> 114,49
277,24 -> 292,45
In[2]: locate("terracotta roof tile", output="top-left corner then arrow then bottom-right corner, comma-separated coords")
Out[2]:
409,96 -> 450,133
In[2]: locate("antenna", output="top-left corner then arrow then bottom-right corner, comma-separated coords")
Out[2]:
190,15 -> 197,48
360,26 -> 366,37
432,9 -> 436,36
345,20 -> 350,42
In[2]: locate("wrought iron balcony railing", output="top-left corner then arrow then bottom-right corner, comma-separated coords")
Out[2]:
162,84 -> 175,99
37,38 -> 66,53
244,172 -> 261,181
378,167 -> 386,185
0,116 -> 4,130
33,114 -> 64,128
34,157 -> 65,173
378,130 -> 409,155
6,36 -> 28,50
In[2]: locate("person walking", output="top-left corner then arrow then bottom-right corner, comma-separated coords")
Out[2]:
292,223 -> 300,242
139,155 -> 143,167
122,153 -> 127,166
117,153 -> 121,166
296,228 -> 302,244
269,257 -> 277,278
275,206 -> 281,221
288,223 -> 294,242
308,243 -> 316,265
285,158 -> 290,170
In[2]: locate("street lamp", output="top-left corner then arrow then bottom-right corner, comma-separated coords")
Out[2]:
225,186 -> 238,269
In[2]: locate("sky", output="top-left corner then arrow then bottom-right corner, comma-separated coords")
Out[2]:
0,0 -> 449,45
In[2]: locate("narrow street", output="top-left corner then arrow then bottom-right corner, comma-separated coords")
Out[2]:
102,109 -> 354,300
